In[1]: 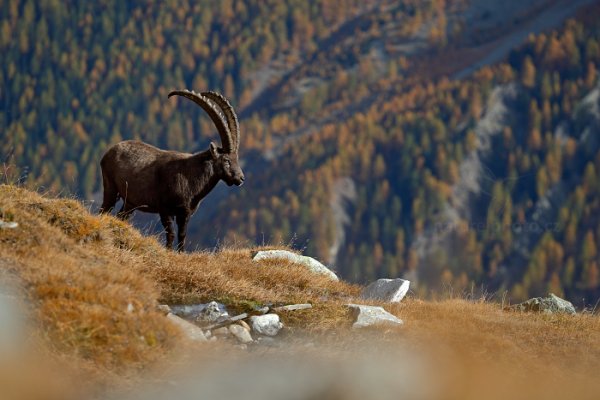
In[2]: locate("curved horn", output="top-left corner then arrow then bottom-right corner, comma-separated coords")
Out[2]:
168,89 -> 234,153
202,91 -> 240,152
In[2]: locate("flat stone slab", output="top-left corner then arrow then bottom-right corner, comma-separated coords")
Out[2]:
203,313 -> 249,331
508,293 -> 576,314
250,314 -> 283,336
253,250 -> 339,281
361,279 -> 410,303
346,304 -> 403,328
272,303 -> 313,312
166,313 -> 207,341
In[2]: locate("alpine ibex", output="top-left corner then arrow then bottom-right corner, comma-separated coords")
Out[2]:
99,90 -> 244,251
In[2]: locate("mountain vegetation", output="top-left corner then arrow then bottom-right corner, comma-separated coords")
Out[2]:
2,0 -> 600,304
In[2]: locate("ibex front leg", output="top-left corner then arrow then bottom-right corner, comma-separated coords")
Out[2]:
176,212 -> 190,252
160,213 -> 175,249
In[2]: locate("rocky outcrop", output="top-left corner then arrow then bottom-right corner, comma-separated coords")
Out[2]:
253,250 -> 339,281
361,279 -> 410,303
507,293 -> 576,314
346,304 -> 403,328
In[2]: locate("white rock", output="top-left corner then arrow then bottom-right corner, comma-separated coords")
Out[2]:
0,220 -> 18,229
346,304 -> 403,328
166,313 -> 207,341
229,324 -> 253,343
250,314 -> 283,336
253,250 -> 339,281
361,279 -> 410,303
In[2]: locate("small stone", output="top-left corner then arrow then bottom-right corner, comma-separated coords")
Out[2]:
361,279 -> 410,303
166,313 -> 207,341
255,306 -> 270,314
0,220 -> 18,229
212,327 -> 231,337
250,314 -> 283,336
346,304 -> 403,328
237,320 -> 251,332
253,250 -> 339,281
229,324 -> 253,343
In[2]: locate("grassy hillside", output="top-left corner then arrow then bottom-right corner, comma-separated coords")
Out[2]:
0,185 -> 358,381
0,186 -> 599,399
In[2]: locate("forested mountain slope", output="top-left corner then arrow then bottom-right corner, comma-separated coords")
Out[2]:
2,0 -> 600,304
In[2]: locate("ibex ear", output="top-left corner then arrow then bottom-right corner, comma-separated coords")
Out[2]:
209,142 -> 219,160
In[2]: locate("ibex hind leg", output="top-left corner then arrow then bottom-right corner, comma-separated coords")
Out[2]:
160,213 -> 175,250
99,173 -> 119,214
176,212 -> 190,252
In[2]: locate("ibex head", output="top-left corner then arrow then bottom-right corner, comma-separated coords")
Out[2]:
168,90 -> 245,186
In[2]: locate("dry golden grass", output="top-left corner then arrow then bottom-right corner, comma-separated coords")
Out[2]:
1,185 -> 599,399
0,185 -> 358,377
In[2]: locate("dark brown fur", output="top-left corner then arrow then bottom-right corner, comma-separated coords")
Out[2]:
99,91 -> 244,251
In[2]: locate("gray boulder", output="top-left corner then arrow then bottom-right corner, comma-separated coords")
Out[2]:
509,293 -> 576,314
250,314 -> 283,336
346,304 -> 403,328
253,250 -> 339,281
169,301 -> 228,322
195,301 -> 229,324
361,279 -> 410,303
